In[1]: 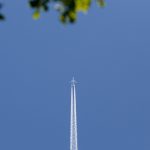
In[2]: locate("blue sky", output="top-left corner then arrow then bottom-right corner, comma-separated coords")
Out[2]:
0,0 -> 150,150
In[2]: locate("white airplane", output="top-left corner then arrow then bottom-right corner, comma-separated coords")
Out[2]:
71,77 -> 77,85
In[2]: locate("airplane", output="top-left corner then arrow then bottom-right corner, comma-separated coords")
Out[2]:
71,77 -> 77,85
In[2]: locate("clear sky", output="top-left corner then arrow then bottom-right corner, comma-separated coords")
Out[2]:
0,0 -> 150,150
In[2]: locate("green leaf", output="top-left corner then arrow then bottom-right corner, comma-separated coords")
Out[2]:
76,0 -> 91,12
0,14 -> 5,20
30,0 -> 40,8
68,11 -> 76,23
33,10 -> 40,20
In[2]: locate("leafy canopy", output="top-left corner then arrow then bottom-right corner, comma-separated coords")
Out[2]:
0,3 -> 4,20
0,0 -> 105,23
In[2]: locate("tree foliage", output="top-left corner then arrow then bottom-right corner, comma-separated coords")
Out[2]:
0,0 -> 105,23
30,0 -> 105,23
0,3 -> 4,20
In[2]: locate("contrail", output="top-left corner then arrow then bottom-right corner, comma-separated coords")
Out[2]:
70,77 -> 78,150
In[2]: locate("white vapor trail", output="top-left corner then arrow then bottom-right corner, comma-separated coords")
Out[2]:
70,82 -> 78,150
